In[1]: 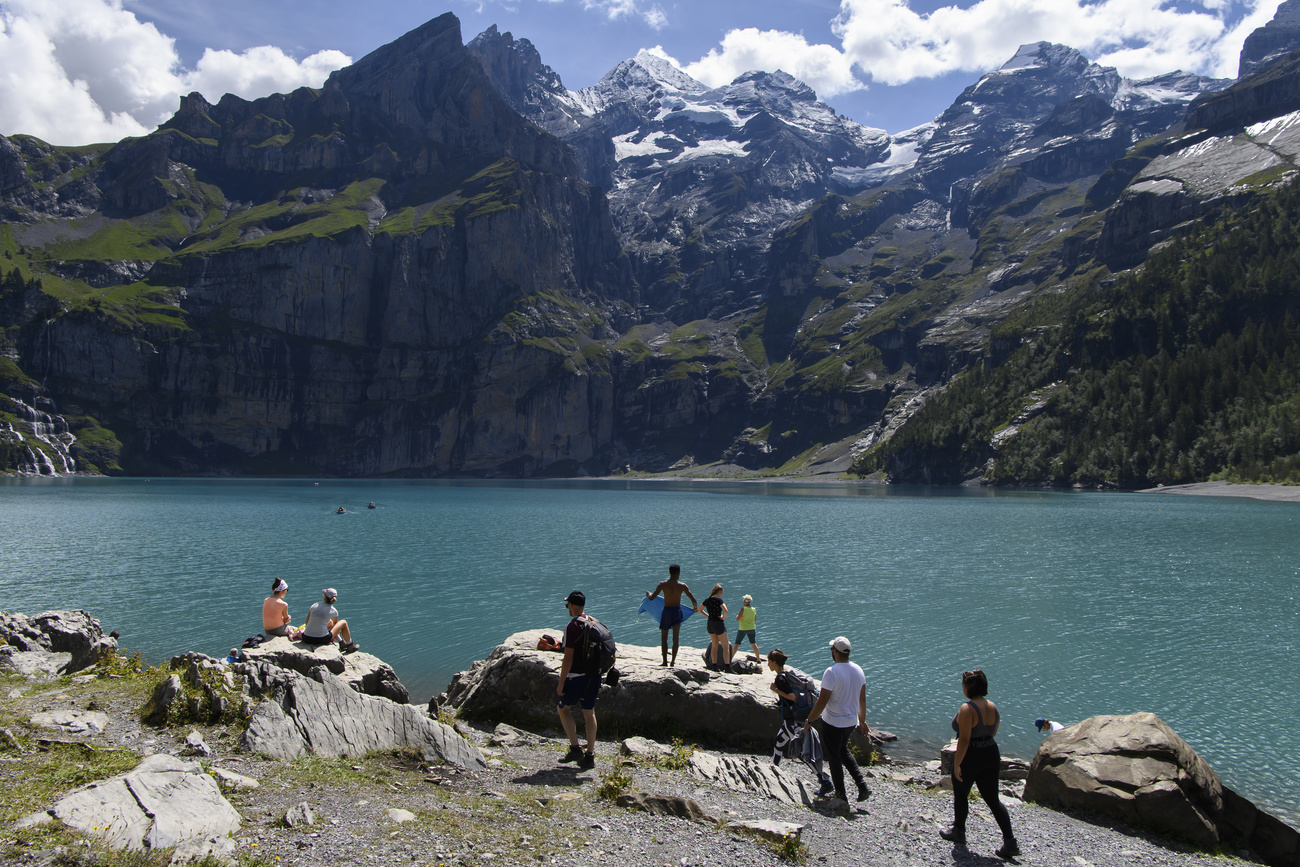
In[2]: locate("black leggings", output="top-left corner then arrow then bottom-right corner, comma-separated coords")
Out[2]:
953,743 -> 1014,840
820,722 -> 864,798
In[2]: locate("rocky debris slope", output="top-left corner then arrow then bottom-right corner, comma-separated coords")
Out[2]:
1026,713 -> 1300,865
0,611 -> 117,676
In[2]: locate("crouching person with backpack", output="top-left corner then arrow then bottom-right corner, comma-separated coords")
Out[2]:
540,590 -> 602,769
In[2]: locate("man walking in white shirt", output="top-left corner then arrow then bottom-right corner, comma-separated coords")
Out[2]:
803,635 -> 870,802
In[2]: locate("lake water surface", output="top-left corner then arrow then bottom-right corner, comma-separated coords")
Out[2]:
2,477 -> 1296,824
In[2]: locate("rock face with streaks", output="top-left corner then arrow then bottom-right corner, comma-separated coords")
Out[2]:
240,661 -> 485,768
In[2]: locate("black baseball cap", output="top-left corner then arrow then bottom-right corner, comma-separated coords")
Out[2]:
564,591 -> 585,606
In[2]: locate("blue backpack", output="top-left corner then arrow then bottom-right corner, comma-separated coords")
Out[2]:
778,668 -> 818,721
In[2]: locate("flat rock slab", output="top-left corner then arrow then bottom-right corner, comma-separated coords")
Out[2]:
0,645 -> 72,677
50,753 -> 240,862
210,767 -> 260,791
728,819 -> 805,842
30,710 -> 109,735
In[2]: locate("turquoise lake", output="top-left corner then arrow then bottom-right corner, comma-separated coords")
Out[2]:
1,477 -> 1296,824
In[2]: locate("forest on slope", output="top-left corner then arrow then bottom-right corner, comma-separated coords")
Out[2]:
853,180 -> 1300,487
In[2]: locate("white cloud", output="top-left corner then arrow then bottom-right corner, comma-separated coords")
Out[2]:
833,0 -> 1278,85
581,0 -> 666,27
0,0 -> 350,146
184,46 -> 352,106
683,28 -> 866,98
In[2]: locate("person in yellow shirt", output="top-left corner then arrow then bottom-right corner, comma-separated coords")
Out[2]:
734,594 -> 761,662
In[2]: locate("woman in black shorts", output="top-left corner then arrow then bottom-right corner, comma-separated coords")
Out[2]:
700,583 -> 730,670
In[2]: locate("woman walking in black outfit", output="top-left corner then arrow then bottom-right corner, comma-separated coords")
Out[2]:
942,669 -> 1020,859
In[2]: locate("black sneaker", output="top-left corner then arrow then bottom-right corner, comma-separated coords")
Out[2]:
816,780 -> 835,798
856,783 -> 871,802
578,751 -> 596,769
559,745 -> 583,764
940,827 -> 966,845
995,839 -> 1020,859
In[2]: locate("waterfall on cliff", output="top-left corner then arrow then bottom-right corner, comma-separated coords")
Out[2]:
3,395 -> 77,475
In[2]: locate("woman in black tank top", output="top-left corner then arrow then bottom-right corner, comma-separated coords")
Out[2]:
941,669 -> 1020,859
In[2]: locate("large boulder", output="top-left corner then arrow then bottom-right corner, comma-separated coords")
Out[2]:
46,753 -> 241,863
1025,713 -> 1300,864
240,636 -> 409,703
240,661 -> 484,769
0,610 -> 117,675
446,630 -> 876,749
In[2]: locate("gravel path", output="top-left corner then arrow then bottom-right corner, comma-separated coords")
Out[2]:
3,670 -> 1267,867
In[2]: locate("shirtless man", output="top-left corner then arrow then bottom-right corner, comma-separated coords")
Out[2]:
646,564 -> 699,666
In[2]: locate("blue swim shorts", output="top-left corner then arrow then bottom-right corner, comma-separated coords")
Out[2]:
558,674 -> 600,710
659,604 -> 685,631
736,629 -> 756,645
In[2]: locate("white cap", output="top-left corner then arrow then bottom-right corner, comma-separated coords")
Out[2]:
323,587 -> 337,600
830,636 -> 852,653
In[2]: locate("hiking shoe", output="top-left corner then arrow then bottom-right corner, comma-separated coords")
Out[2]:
341,642 -> 360,654
939,827 -> 966,846
856,783 -> 871,802
559,745 -> 583,764
579,751 -> 596,770
995,839 -> 1021,859
816,780 -> 835,798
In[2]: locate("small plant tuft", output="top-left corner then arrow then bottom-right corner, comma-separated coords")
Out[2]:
766,832 -> 810,864
597,762 -> 633,801
654,737 -> 696,771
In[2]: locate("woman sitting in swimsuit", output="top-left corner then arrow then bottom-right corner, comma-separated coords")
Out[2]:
262,578 -> 299,638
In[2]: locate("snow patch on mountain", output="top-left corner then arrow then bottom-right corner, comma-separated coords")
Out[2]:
1248,109 -> 1300,142
833,123 -> 937,189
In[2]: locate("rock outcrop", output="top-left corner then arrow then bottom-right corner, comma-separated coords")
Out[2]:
447,630 -> 780,745
240,661 -> 485,769
1024,713 -> 1300,864
241,637 -> 409,703
41,754 -> 241,863
446,630 -> 886,751
0,610 -> 117,675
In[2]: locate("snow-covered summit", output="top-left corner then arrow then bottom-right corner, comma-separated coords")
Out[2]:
570,50 -> 709,116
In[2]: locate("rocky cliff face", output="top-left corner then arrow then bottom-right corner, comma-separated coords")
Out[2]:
1,13 -> 640,477
6,7 -> 1300,481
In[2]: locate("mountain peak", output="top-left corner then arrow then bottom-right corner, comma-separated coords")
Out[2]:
572,50 -> 707,116
1239,0 -> 1300,77
999,42 -> 1092,74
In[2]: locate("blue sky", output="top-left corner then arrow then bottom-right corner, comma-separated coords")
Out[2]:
0,0 -> 1284,146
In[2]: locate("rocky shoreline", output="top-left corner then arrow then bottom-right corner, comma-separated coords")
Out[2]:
1,612 -> 1293,867
1138,481 -> 1300,502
